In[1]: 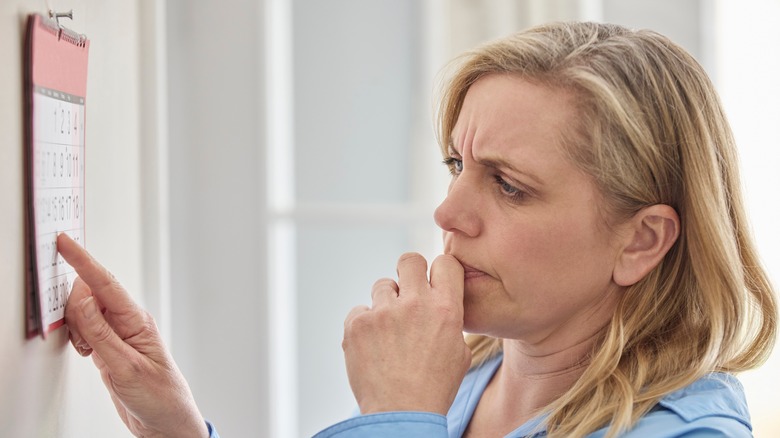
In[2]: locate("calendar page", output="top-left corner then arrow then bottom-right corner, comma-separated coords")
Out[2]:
31,86 -> 86,333
25,14 -> 89,338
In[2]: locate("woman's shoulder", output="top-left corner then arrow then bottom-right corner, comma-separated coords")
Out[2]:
620,373 -> 752,437
657,373 -> 749,424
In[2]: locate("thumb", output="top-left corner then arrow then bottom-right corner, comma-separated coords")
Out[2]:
76,295 -> 141,374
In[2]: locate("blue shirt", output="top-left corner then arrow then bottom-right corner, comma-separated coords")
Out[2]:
206,420 -> 220,438
313,354 -> 752,437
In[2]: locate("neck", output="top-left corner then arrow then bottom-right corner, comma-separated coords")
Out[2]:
490,328 -> 605,418
501,328 -> 600,377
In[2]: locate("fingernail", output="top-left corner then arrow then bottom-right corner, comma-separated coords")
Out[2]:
81,296 -> 98,319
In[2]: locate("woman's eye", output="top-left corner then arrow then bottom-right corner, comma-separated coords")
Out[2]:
495,176 -> 526,202
443,157 -> 463,175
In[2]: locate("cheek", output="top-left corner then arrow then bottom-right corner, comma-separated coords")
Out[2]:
496,218 -> 615,290
493,221 -> 565,264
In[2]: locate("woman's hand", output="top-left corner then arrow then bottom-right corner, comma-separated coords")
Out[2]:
58,233 -> 208,438
342,253 -> 472,415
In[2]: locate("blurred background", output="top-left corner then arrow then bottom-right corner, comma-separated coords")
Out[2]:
4,0 -> 774,437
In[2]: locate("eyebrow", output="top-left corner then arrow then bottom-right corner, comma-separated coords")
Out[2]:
447,141 -> 545,187
480,157 -> 545,186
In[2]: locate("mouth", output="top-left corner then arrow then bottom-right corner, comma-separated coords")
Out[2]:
459,261 -> 489,280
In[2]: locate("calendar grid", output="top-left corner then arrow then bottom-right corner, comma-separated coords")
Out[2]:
30,87 -> 86,333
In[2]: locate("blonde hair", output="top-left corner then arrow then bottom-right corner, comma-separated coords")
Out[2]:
437,22 -> 777,437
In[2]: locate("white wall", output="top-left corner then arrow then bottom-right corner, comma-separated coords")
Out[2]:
0,1 -> 147,436
166,0 -> 270,435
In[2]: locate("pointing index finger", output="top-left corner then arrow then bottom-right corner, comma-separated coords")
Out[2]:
57,233 -> 136,313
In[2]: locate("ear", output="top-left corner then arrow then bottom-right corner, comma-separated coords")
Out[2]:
613,204 -> 680,287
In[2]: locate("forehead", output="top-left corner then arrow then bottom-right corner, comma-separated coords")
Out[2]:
449,75 -> 613,222
451,74 -> 577,159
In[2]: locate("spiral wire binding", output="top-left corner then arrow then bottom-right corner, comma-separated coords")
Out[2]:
45,10 -> 87,48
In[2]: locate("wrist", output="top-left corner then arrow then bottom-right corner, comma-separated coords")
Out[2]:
146,421 -> 209,438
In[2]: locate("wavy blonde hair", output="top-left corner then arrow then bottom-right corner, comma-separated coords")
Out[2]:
437,22 -> 777,437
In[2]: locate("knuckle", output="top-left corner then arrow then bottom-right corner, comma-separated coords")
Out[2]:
140,310 -> 159,331
348,311 -> 374,333
89,320 -> 116,346
344,305 -> 368,326
130,309 -> 161,339
347,308 -> 393,336
402,297 -> 426,313
343,312 -> 358,335
372,277 -> 397,290
140,320 -> 159,340
371,278 -> 399,298
398,252 -> 426,268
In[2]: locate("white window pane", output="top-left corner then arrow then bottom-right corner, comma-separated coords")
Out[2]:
293,0 -> 420,203
296,224 -> 413,436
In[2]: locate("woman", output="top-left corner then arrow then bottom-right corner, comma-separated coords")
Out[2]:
317,21 -> 777,437
61,22 -> 776,437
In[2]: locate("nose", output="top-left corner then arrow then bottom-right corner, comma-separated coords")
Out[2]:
433,177 -> 481,238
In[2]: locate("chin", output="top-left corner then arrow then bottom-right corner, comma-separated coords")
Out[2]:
462,307 -> 493,335
462,304 -> 528,340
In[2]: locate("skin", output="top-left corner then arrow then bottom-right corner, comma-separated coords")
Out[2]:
436,74 -> 625,345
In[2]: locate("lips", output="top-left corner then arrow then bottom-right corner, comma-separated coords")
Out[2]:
460,262 -> 488,279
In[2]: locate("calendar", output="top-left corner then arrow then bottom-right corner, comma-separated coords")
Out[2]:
25,14 -> 89,338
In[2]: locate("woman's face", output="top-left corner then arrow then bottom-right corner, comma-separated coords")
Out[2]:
434,74 -> 625,348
